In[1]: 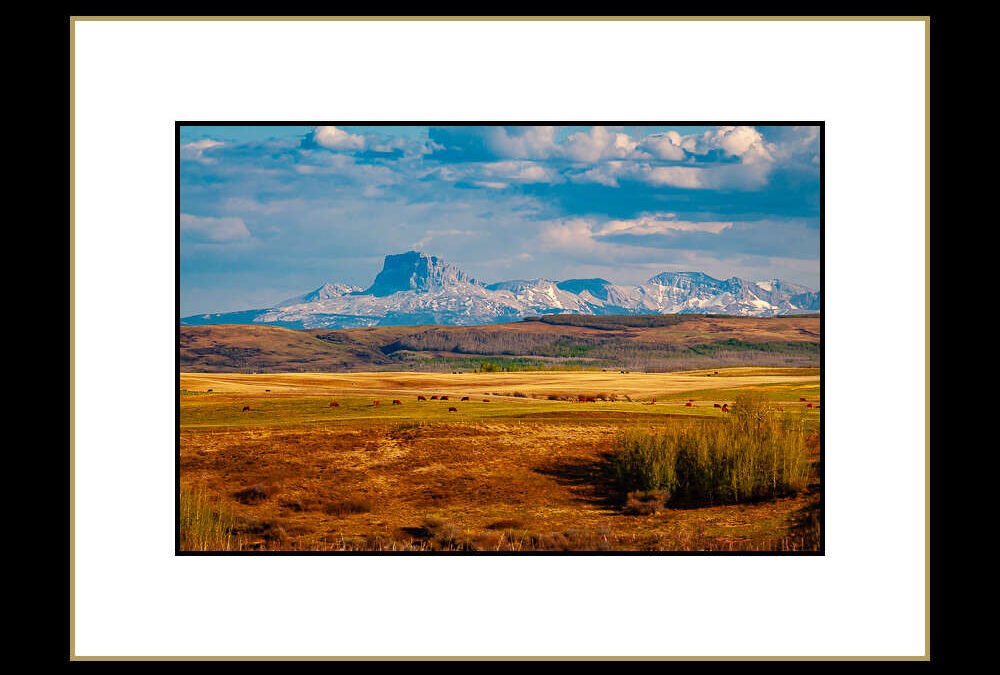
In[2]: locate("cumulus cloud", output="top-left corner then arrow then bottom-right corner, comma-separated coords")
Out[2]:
180,214 -> 252,243
562,126 -> 641,162
682,125 -> 774,163
312,126 -> 366,151
485,126 -> 558,159
639,132 -> 686,160
180,139 -> 224,162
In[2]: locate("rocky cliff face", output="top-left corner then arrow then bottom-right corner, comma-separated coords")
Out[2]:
363,251 -> 481,296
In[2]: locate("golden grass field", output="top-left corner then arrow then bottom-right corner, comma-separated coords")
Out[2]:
180,367 -> 821,552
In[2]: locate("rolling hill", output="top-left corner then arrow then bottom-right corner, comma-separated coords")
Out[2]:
180,314 -> 821,373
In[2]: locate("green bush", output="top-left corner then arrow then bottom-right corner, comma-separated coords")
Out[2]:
609,393 -> 811,506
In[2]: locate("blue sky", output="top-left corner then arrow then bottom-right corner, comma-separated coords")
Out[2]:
180,125 -> 820,315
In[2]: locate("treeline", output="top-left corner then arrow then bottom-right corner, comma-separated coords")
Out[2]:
524,314 -> 694,330
380,330 -> 603,357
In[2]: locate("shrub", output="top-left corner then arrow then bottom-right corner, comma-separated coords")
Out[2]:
233,484 -> 271,505
623,490 -> 669,515
420,517 -> 475,550
485,518 -> 526,530
324,497 -> 374,517
608,393 -> 811,506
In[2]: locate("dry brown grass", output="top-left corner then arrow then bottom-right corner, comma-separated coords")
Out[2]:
180,369 -> 821,552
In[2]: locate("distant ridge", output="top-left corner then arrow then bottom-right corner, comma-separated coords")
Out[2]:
182,251 -> 820,329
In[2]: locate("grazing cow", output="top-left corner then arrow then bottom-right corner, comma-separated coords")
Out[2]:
714,371 -> 719,375
440,395 -> 449,401
430,395 -> 438,400
207,389 -> 213,392
417,395 -> 427,401
372,400 -> 380,407
392,399 -> 402,405
448,407 -> 458,412
482,399 -> 490,403
806,403 -> 813,408
800,397 -> 807,402
688,399 -> 695,402
685,402 -> 693,407
242,405 -> 250,412
265,389 -> 271,392
721,405 -> 730,413
814,405 -> 821,409
713,403 -> 721,408
620,370 -> 625,374
461,396 -> 470,401
329,401 -> 339,407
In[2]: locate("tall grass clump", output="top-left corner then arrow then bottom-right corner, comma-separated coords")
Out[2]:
609,393 -> 811,506
179,487 -> 246,551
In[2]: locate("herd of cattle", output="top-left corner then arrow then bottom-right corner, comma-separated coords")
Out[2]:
238,394 -> 818,413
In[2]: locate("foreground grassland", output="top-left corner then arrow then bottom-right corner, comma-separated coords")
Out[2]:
180,367 -> 821,551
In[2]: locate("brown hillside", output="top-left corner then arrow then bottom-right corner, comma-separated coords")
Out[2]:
180,316 -> 820,373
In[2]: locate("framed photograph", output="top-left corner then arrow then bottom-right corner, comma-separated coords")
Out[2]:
71,16 -> 930,661
177,122 -> 824,555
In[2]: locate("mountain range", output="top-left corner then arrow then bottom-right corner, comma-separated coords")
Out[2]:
181,251 -> 820,329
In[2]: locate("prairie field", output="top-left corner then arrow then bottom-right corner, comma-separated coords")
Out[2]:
180,366 -> 821,552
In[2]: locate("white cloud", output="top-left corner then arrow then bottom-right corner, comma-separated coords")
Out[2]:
562,126 -> 640,162
480,160 -> 562,184
640,132 -> 686,160
180,214 -> 252,243
180,139 -> 224,162
645,165 -> 707,189
596,215 -> 733,237
312,126 -> 366,151
485,126 -> 558,159
683,125 -> 773,163
538,219 -> 604,253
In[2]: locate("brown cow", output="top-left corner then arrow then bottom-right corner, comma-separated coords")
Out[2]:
440,395 -> 449,401
430,395 -> 438,400
800,397 -> 807,402
685,402 -> 693,407
814,405 -> 821,409
372,400 -> 380,407
713,403 -> 721,408
482,399 -> 490,403
448,407 -> 458,412
242,405 -> 250,412
713,371 -> 719,375
207,389 -> 213,392
417,395 -> 427,401
265,389 -> 270,392
392,399 -> 402,405
806,403 -> 813,408
329,401 -> 339,407
461,396 -> 470,401
721,405 -> 730,413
